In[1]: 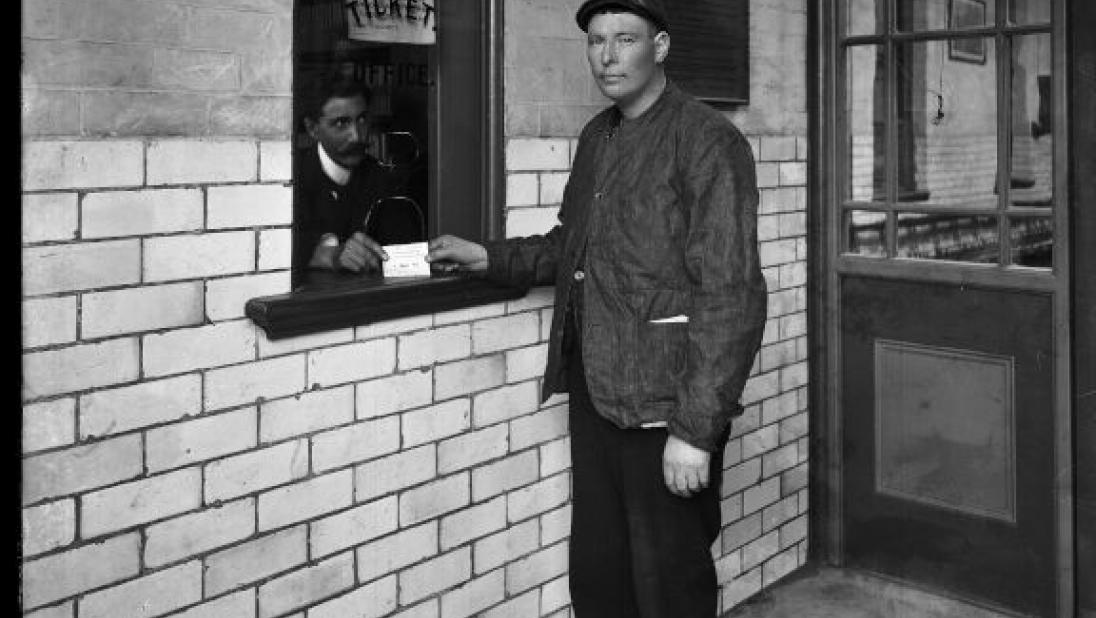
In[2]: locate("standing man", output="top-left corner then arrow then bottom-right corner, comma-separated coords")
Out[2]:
427,0 -> 766,615
293,71 -> 425,280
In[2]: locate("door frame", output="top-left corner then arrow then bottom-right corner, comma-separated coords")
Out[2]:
1069,1 -> 1096,614
806,0 -> 1075,615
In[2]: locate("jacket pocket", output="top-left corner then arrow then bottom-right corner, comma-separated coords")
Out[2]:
634,319 -> 688,404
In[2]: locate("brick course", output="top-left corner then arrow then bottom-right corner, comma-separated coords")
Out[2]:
78,561 -> 202,618
22,193 -> 79,244
80,467 -> 202,538
81,188 -> 204,238
204,526 -> 307,597
147,407 -> 258,472
144,498 -> 256,568
22,398 -> 76,454
310,497 -> 399,559
22,499 -> 76,557
21,533 -> 140,610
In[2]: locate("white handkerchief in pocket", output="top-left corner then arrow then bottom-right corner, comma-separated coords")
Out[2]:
649,314 -> 688,324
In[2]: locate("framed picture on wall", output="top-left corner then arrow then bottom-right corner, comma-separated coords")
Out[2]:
948,0 -> 987,64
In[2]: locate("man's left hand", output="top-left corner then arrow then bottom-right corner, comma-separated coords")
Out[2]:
662,434 -> 711,498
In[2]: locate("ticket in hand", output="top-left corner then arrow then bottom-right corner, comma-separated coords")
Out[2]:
382,242 -> 431,278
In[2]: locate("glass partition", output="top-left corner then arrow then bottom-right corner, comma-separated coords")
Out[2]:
847,44 -> 884,203
897,0 -> 997,32
847,0 -> 883,36
895,213 -> 998,262
1009,33 -> 1053,208
1008,216 -> 1053,266
846,210 -> 888,256
840,0 -> 1054,270
1009,0 -> 1051,25
291,0 -> 497,291
895,38 -> 998,209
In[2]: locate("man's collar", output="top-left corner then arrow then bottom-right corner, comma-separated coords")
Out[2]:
621,72 -> 670,120
613,78 -> 677,128
317,143 -> 352,186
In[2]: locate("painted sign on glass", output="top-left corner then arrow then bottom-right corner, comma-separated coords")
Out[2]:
346,0 -> 437,45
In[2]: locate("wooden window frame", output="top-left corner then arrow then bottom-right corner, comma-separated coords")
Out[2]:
833,0 -> 1057,284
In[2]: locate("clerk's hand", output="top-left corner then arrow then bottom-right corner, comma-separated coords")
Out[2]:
663,434 -> 711,498
426,234 -> 489,273
338,232 -> 387,273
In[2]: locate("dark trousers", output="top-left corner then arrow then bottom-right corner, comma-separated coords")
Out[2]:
565,315 -> 725,618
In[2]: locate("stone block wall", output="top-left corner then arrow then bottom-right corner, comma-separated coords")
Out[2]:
21,0 -> 810,616
21,0 -> 292,137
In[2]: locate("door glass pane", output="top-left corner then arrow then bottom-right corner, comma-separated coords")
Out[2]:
846,210 -> 888,256
847,0 -> 883,36
1010,34 -> 1053,208
898,0 -> 996,32
1009,217 -> 1053,267
847,44 -> 885,202
896,213 -> 999,263
1009,0 -> 1051,25
896,39 -> 997,209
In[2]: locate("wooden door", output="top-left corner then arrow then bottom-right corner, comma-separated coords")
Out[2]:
818,0 -> 1070,615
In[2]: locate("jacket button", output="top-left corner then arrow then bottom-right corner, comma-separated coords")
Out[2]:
573,270 -> 585,281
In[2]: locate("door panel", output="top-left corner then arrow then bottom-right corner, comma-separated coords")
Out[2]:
842,276 -> 1055,615
874,339 -> 1016,522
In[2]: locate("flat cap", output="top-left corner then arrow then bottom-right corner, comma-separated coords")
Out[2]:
575,0 -> 670,34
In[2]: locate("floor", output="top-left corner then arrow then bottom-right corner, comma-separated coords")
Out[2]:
720,566 -> 1019,618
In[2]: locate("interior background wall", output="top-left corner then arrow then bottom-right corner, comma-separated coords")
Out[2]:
20,0 -> 809,616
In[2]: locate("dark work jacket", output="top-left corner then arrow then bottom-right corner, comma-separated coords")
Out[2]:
292,146 -> 425,275
483,81 -> 768,452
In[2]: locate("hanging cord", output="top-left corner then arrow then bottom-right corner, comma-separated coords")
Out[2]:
928,43 -> 946,125
362,195 -> 427,241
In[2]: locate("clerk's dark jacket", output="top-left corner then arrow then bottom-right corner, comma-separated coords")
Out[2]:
292,145 -> 425,275
482,81 -> 768,452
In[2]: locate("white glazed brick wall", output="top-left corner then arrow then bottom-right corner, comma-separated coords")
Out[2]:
22,1 -> 808,616
22,139 -> 571,618
21,136 -> 807,618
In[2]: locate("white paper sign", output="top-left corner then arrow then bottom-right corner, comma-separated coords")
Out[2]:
347,0 -> 437,45
383,242 -> 431,278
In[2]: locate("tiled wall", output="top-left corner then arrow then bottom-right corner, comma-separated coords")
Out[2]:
21,137 -> 571,617
21,0 -> 809,616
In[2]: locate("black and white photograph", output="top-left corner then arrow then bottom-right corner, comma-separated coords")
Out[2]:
20,0 -> 1093,617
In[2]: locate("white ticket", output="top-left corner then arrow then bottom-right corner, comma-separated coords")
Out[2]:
382,242 -> 431,278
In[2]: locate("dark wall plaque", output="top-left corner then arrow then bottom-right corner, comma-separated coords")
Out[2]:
664,0 -> 750,105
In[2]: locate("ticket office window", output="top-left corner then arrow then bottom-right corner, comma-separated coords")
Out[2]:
247,0 -> 516,339
292,0 -> 498,288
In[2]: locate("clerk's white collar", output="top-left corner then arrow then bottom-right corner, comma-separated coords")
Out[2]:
317,143 -> 352,186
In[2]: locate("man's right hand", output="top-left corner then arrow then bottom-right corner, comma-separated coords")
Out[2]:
426,234 -> 489,273
338,231 -> 387,272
